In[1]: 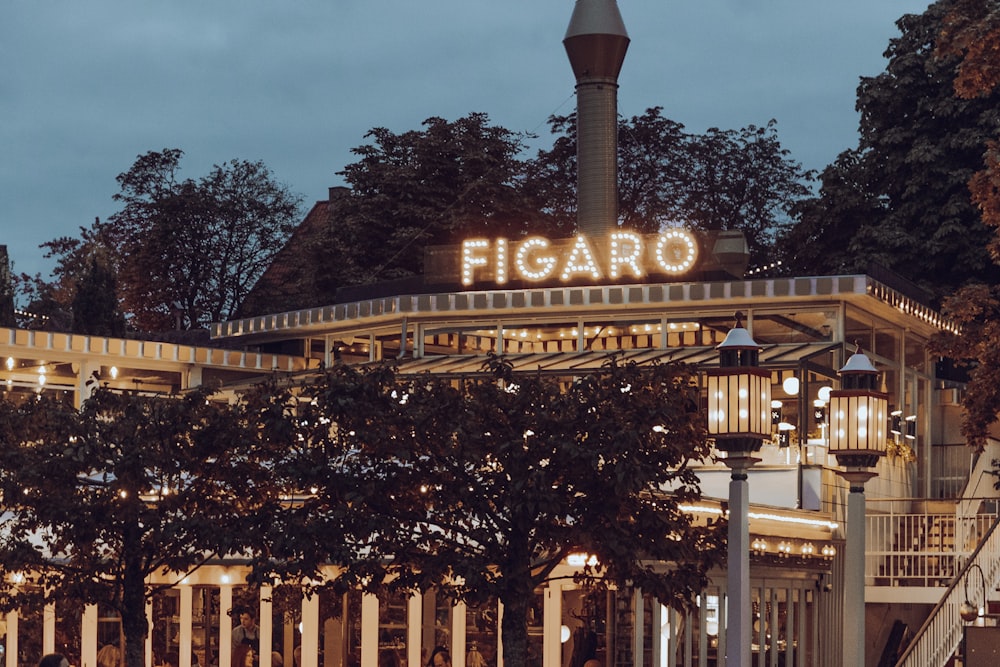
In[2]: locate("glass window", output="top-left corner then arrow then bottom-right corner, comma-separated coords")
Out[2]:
17,605 -> 44,667
465,599 -> 498,667
752,309 -> 837,345
270,585 -> 302,667
342,590 -> 363,667
377,591 -> 408,663
874,326 -> 900,364
904,334 -> 929,373
420,590 -> 452,665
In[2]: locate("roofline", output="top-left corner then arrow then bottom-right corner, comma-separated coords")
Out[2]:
0,327 -> 313,374
211,275 -> 955,345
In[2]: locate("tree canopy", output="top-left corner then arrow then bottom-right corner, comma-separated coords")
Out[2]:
252,356 -> 724,667
0,246 -> 14,328
780,0 -> 1000,300
527,109 -> 813,268
29,150 -> 301,332
925,0 -> 1000,450
260,109 -> 810,310
0,386 -> 277,667
315,113 -> 555,293
71,251 -> 125,337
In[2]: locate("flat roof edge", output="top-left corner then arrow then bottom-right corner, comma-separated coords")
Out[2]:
211,275 -> 953,343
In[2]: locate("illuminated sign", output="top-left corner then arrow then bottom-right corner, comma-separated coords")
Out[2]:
460,230 -> 700,287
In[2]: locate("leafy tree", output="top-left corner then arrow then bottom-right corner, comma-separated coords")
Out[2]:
779,150 -> 886,274
38,150 -> 301,331
254,356 -> 724,667
0,245 -> 14,327
71,252 -> 125,337
926,0 -> 1000,450
528,108 -> 812,267
780,1 -> 1000,299
679,121 -> 812,266
936,0 -> 1000,100
0,386 -> 276,667
315,113 -> 557,294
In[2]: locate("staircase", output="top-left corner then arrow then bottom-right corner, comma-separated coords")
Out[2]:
891,439 -> 1000,666
893,516 -> 1000,666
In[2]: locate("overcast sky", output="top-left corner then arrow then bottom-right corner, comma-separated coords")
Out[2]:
3,1 -> 934,278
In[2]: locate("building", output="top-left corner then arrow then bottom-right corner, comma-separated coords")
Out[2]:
2,1 -> 997,666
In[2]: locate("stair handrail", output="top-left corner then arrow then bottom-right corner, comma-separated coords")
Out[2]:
895,515 -> 1000,667
956,438 -> 1000,549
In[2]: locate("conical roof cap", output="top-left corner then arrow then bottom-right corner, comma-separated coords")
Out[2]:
565,0 -> 628,39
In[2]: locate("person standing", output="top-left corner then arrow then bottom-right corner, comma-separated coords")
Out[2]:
232,611 -> 259,651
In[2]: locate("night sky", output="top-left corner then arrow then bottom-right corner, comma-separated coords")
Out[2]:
2,1 -> 934,278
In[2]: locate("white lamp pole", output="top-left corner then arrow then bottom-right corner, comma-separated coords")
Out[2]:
828,345 -> 888,667
707,312 -> 771,667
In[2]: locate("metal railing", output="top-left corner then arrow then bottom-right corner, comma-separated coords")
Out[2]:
866,504 -> 999,587
894,516 -> 1000,667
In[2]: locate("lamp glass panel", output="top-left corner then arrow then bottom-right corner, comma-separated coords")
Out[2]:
829,391 -> 888,453
707,370 -> 771,438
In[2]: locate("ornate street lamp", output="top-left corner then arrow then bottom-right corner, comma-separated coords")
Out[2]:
706,312 -> 771,667
828,344 -> 888,667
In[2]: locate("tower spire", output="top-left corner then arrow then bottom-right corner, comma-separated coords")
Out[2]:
564,0 -> 629,237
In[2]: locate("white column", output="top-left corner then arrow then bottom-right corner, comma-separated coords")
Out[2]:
180,586 -> 193,667
219,585 -> 233,667
43,602 -> 56,655
496,600 -> 504,667
406,594 -> 422,667
76,360 -> 99,409
843,481 -> 868,667
360,594 -> 379,667
6,611 -> 18,667
146,598 -> 154,667
543,584 -> 562,667
725,459 -> 753,667
650,602 -> 661,667
186,366 -> 203,390
81,605 -> 98,667
259,585 -> 273,661
300,593 -> 320,667
453,602 -> 467,667
632,588 -> 643,667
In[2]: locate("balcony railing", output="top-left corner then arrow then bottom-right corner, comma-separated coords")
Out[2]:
865,501 -> 1000,587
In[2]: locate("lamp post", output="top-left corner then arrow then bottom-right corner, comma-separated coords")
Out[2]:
706,312 -> 771,667
828,345 -> 888,667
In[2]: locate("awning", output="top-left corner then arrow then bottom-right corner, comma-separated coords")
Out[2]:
393,342 -> 841,378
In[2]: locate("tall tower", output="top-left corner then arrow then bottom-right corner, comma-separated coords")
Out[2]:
563,0 -> 629,237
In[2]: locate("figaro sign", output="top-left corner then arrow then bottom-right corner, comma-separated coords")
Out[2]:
460,230 -> 700,287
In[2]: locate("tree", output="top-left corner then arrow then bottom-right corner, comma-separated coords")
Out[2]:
0,245 -> 14,327
780,1 -> 1000,299
0,386 -> 276,667
71,252 -> 125,337
779,149 -> 888,274
38,150 -> 301,331
936,0 -> 1000,100
254,356 -> 724,667
316,113 -> 557,294
528,108 -> 813,267
925,0 -> 1000,450
679,121 -> 813,266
